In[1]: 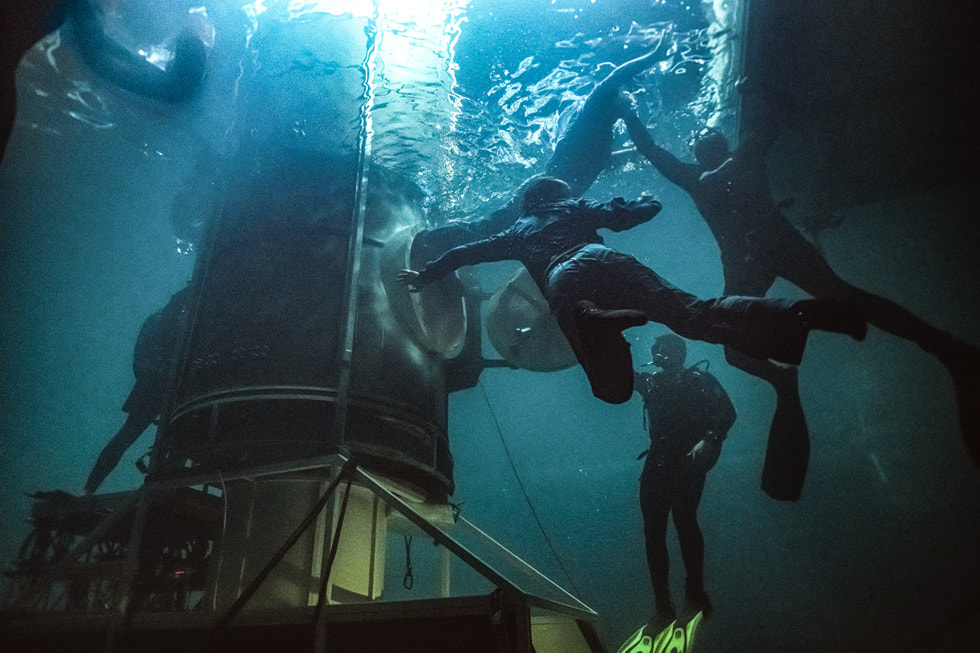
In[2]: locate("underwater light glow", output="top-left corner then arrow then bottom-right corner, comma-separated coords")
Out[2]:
281,0 -> 468,22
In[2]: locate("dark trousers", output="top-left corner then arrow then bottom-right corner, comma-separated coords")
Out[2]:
546,244 -> 810,366
639,453 -> 707,603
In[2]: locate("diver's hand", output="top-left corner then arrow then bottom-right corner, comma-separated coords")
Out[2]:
687,438 -> 718,464
687,440 -> 706,462
397,269 -> 427,292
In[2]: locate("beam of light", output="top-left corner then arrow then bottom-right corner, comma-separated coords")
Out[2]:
248,0 -> 467,22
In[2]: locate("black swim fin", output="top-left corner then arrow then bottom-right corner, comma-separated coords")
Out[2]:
574,301 -> 647,404
943,342 -> 980,468
760,369 -> 810,501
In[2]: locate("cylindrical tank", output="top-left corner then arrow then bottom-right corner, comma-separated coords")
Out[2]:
151,147 -> 465,500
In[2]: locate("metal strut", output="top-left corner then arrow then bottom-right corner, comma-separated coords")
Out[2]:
331,6 -> 381,448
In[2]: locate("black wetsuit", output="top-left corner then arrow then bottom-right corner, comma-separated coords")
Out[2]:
85,288 -> 186,493
416,197 -> 820,401
631,129 -> 835,297
635,365 -> 735,611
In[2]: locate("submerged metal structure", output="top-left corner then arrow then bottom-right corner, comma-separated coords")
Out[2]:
1,6 -> 605,649
153,147 -> 460,501
0,456 -> 603,652
0,144 -> 605,652
1,1 -> 756,649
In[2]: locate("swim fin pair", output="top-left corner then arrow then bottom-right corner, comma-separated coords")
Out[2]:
617,612 -> 704,653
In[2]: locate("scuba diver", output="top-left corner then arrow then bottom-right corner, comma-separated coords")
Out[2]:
84,287 -> 187,494
634,334 -> 735,628
414,37 -> 671,259
398,176 -> 868,404
1,0 -> 211,163
623,79 -> 980,495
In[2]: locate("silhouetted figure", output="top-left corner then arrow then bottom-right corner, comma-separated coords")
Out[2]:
399,177 -> 867,404
624,80 -> 980,493
415,39 -> 669,259
84,288 -> 187,494
1,0 -> 72,162
1,1 -> 210,163
634,335 -> 734,628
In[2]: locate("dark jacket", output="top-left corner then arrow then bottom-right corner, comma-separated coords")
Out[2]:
417,196 -> 661,292
634,365 -> 736,467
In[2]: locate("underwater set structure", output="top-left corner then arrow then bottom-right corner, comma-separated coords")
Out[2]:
1,1 -> 978,652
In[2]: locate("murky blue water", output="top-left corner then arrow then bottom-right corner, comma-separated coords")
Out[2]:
2,1 -> 979,651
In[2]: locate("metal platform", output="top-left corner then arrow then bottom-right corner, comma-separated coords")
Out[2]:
1,454 -> 607,653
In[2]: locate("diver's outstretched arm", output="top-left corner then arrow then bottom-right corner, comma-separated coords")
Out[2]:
733,79 -> 795,159
623,110 -> 700,190
84,411 -> 154,494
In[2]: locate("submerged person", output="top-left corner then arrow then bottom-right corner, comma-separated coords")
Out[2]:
634,334 -> 735,628
416,38 -> 670,257
84,287 -> 188,494
398,176 -> 867,404
1,0 -> 71,161
1,0 -> 210,163
623,80 -> 980,488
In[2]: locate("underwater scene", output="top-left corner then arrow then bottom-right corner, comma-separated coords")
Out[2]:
1,1 -> 978,651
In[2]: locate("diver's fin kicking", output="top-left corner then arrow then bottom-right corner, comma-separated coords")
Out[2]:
617,612 -> 705,653
940,341 -> 980,468
760,366 -> 810,501
575,300 -> 647,404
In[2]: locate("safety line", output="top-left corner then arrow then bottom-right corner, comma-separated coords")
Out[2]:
477,380 -> 584,600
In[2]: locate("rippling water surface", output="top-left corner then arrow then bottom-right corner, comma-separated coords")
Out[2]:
13,0 -> 739,228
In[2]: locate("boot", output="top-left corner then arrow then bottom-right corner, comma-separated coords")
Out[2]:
685,583 -> 713,619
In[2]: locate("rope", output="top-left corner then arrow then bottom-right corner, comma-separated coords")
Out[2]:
477,380 -> 584,600
402,536 -> 414,590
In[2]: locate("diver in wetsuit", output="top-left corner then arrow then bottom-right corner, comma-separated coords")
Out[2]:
398,176 -> 868,404
84,287 -> 187,494
634,334 -> 735,628
414,38 -> 670,259
1,0 -> 210,163
623,80 -> 980,492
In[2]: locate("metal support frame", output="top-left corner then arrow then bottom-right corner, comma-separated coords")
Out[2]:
2,454 -> 606,653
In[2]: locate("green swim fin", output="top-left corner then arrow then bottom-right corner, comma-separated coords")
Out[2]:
617,611 -> 704,653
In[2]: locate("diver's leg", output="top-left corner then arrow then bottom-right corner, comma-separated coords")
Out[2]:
640,461 -> 676,627
573,300 -> 647,400
589,32 -> 670,105
547,250 -> 647,404
671,466 -> 712,617
603,253 -> 862,363
777,224 -> 947,351
777,228 -> 980,467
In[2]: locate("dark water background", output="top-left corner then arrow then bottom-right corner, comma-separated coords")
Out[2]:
2,1 -> 979,651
